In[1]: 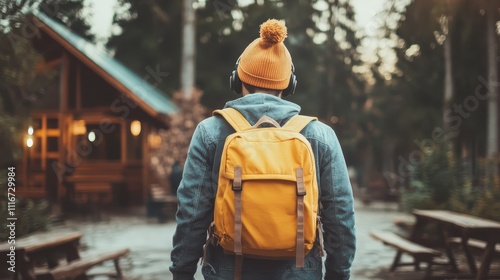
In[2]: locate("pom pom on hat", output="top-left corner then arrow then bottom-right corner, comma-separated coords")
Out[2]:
237,19 -> 292,90
259,19 -> 287,44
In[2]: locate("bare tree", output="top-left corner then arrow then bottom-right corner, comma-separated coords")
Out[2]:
441,15 -> 454,133
437,0 -> 461,133
486,0 -> 499,159
180,0 -> 196,98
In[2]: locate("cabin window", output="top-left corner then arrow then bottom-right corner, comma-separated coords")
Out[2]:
75,123 -> 122,161
47,137 -> 58,152
47,118 -> 59,129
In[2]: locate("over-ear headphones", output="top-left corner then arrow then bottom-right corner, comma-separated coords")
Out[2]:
229,57 -> 297,97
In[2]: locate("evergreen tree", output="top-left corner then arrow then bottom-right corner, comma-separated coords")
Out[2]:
374,0 -> 496,190
108,0 -> 368,180
107,1 -> 183,97
0,0 -> 92,168
107,0 -> 364,113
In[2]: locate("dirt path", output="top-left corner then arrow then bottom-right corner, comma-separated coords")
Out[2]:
62,200 -> 422,280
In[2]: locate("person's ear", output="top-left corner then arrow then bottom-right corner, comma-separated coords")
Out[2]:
241,83 -> 250,96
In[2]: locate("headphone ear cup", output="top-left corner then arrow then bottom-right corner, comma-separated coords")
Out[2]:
282,72 -> 297,97
230,69 -> 242,95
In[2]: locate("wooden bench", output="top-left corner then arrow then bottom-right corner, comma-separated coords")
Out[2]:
73,183 -> 113,204
35,248 -> 129,280
412,209 -> 500,279
147,185 -> 177,221
448,237 -> 500,255
1,231 -> 130,280
370,230 -> 442,276
66,162 -> 126,206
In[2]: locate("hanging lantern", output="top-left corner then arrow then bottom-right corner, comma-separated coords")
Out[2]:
88,131 -> 96,142
26,136 -> 34,148
148,133 -> 162,148
130,120 -> 141,136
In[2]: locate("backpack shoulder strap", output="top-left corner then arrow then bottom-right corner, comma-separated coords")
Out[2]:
283,115 -> 317,133
213,108 -> 251,132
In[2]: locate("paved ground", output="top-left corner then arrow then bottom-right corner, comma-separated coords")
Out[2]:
60,200 -> 429,279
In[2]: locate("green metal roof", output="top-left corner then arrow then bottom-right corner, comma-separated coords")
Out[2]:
34,12 -> 178,116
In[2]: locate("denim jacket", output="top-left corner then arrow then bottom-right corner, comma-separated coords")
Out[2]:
170,94 -> 356,280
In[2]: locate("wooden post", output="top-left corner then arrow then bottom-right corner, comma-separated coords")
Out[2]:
41,115 -> 47,170
23,136 -> 28,188
121,120 -> 127,164
62,114 -> 72,199
57,53 -> 70,202
76,62 -> 82,111
142,123 -> 150,204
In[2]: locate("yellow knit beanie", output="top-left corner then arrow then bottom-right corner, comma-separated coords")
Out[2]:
238,19 -> 292,90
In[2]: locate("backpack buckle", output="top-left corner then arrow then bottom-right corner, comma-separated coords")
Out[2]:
232,166 -> 242,191
212,234 -> 220,246
296,167 -> 306,196
207,222 -> 220,247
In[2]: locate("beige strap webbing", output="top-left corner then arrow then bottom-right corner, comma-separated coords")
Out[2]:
296,167 -> 306,268
234,255 -> 243,280
213,108 -> 252,132
233,166 -> 243,280
283,115 -> 317,133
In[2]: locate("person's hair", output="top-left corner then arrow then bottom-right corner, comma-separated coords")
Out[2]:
243,83 -> 282,96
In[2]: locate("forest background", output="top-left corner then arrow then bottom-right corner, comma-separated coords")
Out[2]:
1,0 -> 499,220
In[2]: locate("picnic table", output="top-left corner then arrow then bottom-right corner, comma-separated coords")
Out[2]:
370,209 -> 500,279
411,209 -> 500,280
0,230 -> 129,280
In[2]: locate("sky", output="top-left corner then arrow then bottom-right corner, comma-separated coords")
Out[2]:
84,0 -> 118,42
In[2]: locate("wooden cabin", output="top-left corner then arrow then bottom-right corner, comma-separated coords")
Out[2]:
17,13 -> 178,207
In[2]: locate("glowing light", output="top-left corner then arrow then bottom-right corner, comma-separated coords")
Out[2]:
330,116 -> 339,124
73,120 -> 86,135
26,137 -> 34,148
28,126 -> 34,135
88,131 -> 96,142
148,133 -> 162,148
130,120 -> 141,136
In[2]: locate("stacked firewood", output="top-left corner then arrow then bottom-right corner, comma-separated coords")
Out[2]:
150,89 -> 208,189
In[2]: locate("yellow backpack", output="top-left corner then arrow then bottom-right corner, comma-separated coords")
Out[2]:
207,108 -> 323,277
